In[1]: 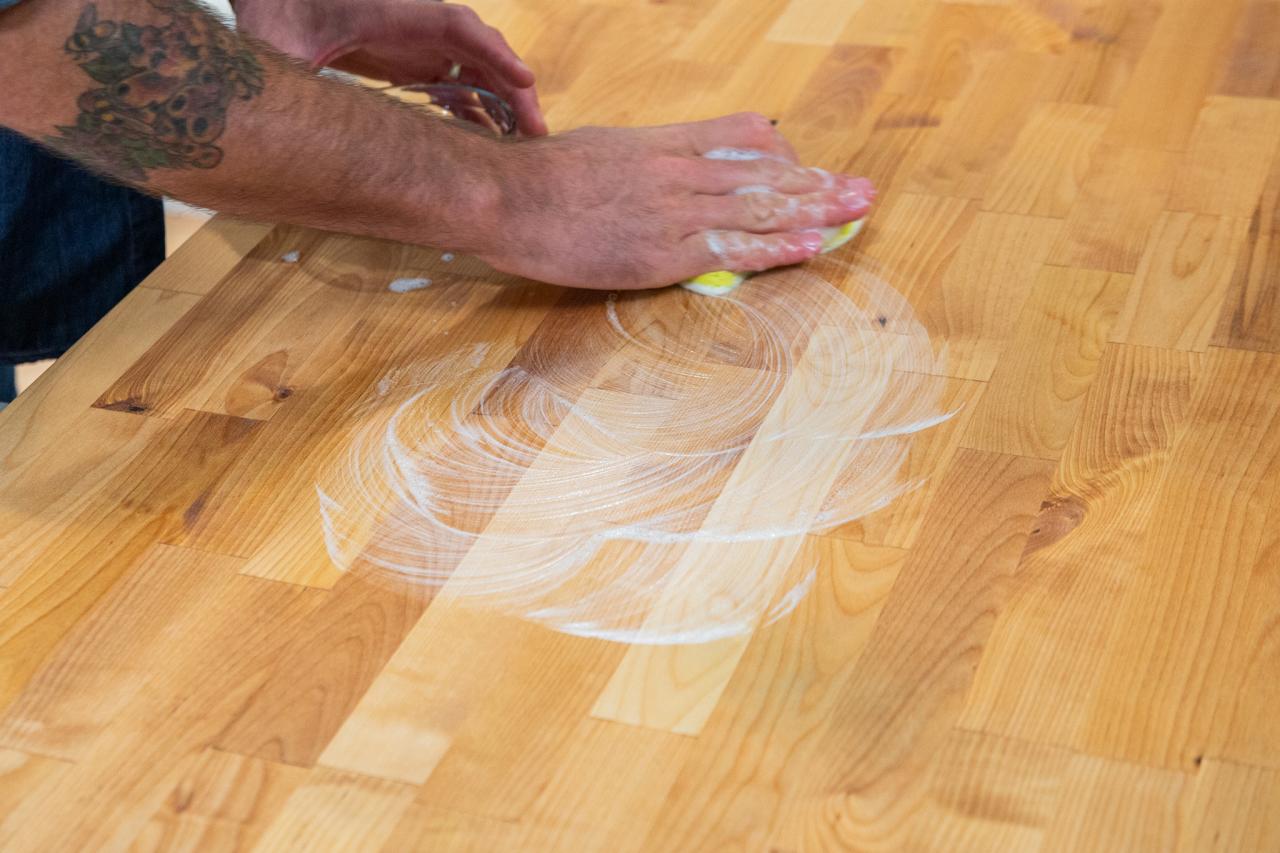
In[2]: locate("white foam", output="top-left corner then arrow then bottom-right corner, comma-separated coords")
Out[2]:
388,277 -> 432,293
704,147 -> 770,161
317,260 -> 953,645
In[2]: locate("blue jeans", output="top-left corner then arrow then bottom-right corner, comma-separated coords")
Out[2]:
1,127 -> 165,372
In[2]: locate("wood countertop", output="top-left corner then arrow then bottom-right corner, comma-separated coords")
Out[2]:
3,0 -> 1280,849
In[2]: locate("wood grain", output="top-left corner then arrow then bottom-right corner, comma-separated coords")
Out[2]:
2,0 -> 1279,848
1212,139 -> 1280,352
962,265 -> 1131,458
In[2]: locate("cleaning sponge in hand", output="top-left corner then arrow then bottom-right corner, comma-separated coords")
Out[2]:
680,217 -> 866,297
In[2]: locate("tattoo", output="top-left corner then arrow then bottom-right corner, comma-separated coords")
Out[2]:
46,0 -> 264,181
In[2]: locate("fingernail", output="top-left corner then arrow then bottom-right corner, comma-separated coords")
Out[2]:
799,231 -> 824,252
839,189 -> 870,209
841,176 -> 877,198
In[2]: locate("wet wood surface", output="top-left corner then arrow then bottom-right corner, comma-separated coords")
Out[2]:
3,0 -> 1280,849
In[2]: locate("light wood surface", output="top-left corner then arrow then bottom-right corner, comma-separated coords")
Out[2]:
4,0 -> 1280,848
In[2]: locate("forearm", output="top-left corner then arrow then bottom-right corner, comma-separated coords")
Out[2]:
0,0 -> 500,250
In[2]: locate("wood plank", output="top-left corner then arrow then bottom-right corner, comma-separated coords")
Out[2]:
487,719 -> 691,852
1056,0 -> 1162,108
0,286 -> 197,472
0,567 -> 324,851
0,411 -> 261,712
132,749 -> 309,853
916,210 -> 1065,381
2,0 -> 1279,846
838,0 -> 934,47
210,571 -> 434,767
765,0 -> 865,46
140,215 -> 273,297
782,45 -> 897,168
1047,144 -> 1178,273
1167,97 -> 1280,218
825,376 -> 983,548
250,768 -> 415,853
770,449 -> 1053,849
701,41 -> 832,120
960,343 -> 1202,750
1212,143 -> 1280,352
637,537 -> 907,851
1214,0 -> 1280,98
1102,0 -> 1246,150
1211,480 -> 1280,768
0,408 -> 163,587
95,228 -> 495,421
1081,348 -> 1280,770
840,94 -> 951,194
903,51 -> 1066,200
1111,212 -> 1248,351
175,281 -> 557,588
0,749 -> 73,826
1180,759 -> 1280,850
591,322 -> 901,735
903,729 -> 1071,851
981,102 -> 1112,217
885,3 -> 1066,100
0,544 -> 235,759
319,606 -> 625,789
1042,755 -> 1187,850
962,266 -> 1131,459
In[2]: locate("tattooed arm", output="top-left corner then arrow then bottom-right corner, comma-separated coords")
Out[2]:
0,0 -> 872,288
0,0 -> 502,252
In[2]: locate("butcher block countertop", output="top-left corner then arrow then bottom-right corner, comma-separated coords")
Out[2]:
4,0 -> 1280,849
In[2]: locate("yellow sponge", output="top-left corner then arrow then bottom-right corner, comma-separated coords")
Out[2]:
681,269 -> 748,296
681,218 -> 866,297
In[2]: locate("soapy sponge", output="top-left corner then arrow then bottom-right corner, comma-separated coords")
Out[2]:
681,218 -> 866,296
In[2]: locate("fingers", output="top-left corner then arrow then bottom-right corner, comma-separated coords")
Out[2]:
681,112 -> 798,163
691,185 -> 873,233
445,5 -> 534,86
444,5 -> 547,135
507,85 -> 548,137
456,65 -> 547,136
690,156 -> 874,196
677,229 -> 826,281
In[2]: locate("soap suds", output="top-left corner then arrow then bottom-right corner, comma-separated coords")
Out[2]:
441,253 -> 455,262
317,260 -> 952,645
389,277 -> 432,293
704,147 -> 772,161
280,250 -> 301,263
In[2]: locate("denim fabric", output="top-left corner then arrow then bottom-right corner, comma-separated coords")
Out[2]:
0,0 -> 23,8
0,364 -> 14,404
1,127 -> 165,364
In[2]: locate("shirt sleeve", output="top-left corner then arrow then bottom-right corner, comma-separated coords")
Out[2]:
0,1 -> 24,8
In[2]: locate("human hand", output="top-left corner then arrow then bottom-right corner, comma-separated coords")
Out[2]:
234,0 -> 546,135
473,113 -> 875,290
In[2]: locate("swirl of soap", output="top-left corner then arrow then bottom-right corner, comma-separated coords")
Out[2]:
317,259 -> 952,644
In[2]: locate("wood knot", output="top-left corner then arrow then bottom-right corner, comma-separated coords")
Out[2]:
1024,495 -> 1087,554
97,396 -> 150,415
274,386 -> 294,401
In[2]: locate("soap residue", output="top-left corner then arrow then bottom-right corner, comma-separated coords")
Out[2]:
704,147 -> 773,161
281,250 -> 301,263
317,260 -> 952,644
389,277 -> 432,293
